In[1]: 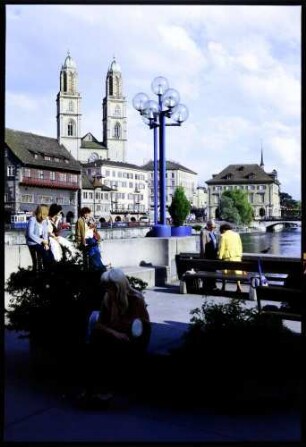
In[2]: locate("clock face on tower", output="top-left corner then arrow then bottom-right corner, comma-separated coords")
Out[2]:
88,152 -> 99,162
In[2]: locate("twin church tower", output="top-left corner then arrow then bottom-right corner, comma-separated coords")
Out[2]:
56,52 -> 127,163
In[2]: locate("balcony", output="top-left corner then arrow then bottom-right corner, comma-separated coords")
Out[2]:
20,178 -> 79,190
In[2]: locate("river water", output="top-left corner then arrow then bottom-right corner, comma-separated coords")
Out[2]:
240,228 -> 301,257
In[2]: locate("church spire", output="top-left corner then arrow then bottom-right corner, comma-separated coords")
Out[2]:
260,140 -> 264,169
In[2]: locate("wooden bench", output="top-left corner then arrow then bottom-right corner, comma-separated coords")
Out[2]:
256,285 -> 302,321
176,253 -> 303,297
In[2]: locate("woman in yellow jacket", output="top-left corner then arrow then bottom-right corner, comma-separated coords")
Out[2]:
218,223 -> 243,293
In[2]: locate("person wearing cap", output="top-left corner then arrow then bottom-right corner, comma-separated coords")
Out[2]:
200,219 -> 219,291
78,268 -> 151,407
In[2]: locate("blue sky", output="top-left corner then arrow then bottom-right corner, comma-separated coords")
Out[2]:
5,4 -> 301,200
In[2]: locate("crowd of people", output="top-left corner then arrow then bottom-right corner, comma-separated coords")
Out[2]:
25,204 -> 108,273
25,207 -> 243,407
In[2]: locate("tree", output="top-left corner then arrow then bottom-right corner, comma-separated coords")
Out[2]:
168,186 -> 191,226
220,190 -> 253,225
280,192 -> 301,218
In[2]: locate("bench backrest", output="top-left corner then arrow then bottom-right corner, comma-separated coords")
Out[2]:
175,253 -> 302,283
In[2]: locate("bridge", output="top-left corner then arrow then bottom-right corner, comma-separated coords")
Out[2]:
257,219 -> 301,232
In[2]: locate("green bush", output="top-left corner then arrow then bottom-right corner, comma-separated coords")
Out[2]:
192,225 -> 202,232
5,258 -> 103,347
174,299 -> 301,379
168,186 -> 191,226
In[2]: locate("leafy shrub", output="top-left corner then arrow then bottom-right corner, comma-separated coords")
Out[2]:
174,298 -> 300,380
192,225 -> 202,233
5,259 -> 103,347
168,186 -> 191,226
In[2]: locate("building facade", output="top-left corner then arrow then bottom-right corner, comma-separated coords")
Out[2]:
82,159 -> 149,220
4,129 -> 82,222
206,162 -> 281,220
141,160 -> 199,217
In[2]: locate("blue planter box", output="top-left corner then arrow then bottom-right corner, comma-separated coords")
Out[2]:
171,226 -> 192,237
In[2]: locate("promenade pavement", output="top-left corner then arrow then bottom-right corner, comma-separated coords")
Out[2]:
4,283 -> 302,443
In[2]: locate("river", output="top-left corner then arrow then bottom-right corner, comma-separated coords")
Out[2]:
240,228 -> 301,257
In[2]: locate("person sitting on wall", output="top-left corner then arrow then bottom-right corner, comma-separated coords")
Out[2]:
78,268 -> 151,407
75,207 -> 106,272
25,204 -> 53,270
43,203 -> 79,262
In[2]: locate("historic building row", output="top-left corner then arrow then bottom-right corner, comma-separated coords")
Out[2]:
4,52 -> 281,223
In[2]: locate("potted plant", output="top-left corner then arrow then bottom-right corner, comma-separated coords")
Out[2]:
168,186 -> 191,236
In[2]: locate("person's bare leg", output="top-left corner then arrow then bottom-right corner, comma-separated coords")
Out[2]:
236,281 -> 242,293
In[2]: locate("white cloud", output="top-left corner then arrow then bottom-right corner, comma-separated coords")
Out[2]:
5,4 -> 301,199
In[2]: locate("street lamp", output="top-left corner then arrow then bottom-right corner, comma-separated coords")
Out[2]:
133,76 -> 188,236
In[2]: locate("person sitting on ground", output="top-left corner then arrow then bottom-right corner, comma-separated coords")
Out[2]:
218,223 -> 243,293
25,204 -> 53,270
79,268 -> 151,407
200,219 -> 219,291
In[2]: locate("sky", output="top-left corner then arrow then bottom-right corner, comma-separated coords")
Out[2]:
5,4 -> 302,200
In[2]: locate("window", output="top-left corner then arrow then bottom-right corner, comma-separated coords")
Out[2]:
68,120 -> 75,136
69,174 -> 78,183
38,170 -> 44,179
21,194 -> 33,203
44,155 -> 51,161
59,173 -> 67,182
83,192 -> 88,199
7,165 -> 14,176
68,100 -> 74,112
257,194 -> 264,203
50,172 -> 56,181
89,192 -> 93,200
113,122 -> 121,139
24,168 -> 31,177
105,170 -> 110,176
40,195 -> 53,204
114,105 -> 120,116
109,75 -> 113,95
4,193 -> 8,202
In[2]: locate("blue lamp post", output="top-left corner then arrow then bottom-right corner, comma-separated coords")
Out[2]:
133,76 -> 189,236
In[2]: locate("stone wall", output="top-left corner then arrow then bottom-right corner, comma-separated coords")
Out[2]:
5,236 -> 198,286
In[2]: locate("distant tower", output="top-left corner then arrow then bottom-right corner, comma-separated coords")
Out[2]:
102,57 -> 127,162
56,52 -> 82,159
260,141 -> 264,169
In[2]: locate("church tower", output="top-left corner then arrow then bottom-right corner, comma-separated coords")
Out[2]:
56,52 -> 82,160
102,57 -> 127,162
